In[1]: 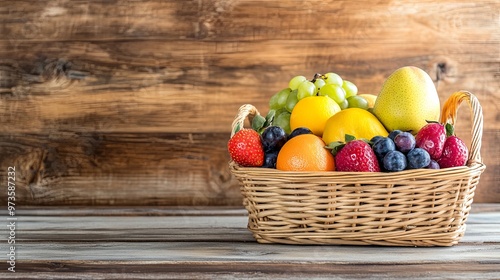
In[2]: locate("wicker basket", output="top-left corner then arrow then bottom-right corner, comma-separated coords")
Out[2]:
229,91 -> 486,246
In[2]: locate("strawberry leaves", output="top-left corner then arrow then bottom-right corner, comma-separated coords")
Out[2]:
251,110 -> 276,134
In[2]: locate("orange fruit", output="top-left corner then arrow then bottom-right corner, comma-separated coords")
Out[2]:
322,108 -> 389,145
290,96 -> 341,137
276,134 -> 335,171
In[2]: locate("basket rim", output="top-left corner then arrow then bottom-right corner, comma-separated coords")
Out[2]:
229,159 -> 485,178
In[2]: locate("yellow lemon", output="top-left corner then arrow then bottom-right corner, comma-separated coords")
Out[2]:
290,96 -> 341,136
358,94 -> 377,108
322,108 -> 389,144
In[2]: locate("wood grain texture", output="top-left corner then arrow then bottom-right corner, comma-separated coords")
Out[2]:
13,213 -> 500,244
0,0 -> 498,205
0,204 -> 498,279
0,133 -> 240,205
2,263 -> 500,280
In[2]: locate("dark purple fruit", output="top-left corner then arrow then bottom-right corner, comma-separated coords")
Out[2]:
288,127 -> 313,140
370,135 -> 385,144
407,148 -> 431,169
394,132 -> 416,154
261,126 -> 287,152
372,137 -> 396,161
383,150 -> 407,172
262,150 -> 279,168
427,160 -> 440,169
388,130 -> 403,141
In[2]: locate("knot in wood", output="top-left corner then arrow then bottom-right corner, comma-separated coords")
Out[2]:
429,57 -> 458,84
32,59 -> 87,90
42,59 -> 72,84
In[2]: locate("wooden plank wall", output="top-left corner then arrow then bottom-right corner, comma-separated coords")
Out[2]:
0,0 -> 498,205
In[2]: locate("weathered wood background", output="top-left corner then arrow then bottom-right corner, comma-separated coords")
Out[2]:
0,0 -> 498,205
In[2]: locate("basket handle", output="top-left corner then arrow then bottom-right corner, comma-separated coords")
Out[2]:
440,90 -> 483,165
231,104 -> 260,137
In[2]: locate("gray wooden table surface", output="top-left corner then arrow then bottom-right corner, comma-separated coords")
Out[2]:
1,203 -> 499,279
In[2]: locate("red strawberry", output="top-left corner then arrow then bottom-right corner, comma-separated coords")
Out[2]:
415,122 -> 446,160
334,140 -> 380,172
437,136 -> 468,168
228,129 -> 264,167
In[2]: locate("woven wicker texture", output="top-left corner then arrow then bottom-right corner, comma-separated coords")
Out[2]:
229,91 -> 486,246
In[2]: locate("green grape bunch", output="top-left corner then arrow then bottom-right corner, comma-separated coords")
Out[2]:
266,72 -> 368,134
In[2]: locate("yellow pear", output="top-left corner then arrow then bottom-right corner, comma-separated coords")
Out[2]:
372,66 -> 440,133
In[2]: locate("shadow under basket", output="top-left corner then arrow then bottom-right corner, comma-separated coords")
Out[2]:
229,91 -> 486,246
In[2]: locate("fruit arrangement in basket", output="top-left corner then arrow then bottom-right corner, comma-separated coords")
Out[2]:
228,65 -> 485,246
228,66 -> 469,172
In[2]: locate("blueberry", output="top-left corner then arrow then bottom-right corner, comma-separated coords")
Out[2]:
388,130 -> 403,141
262,150 -> 279,168
372,137 -> 396,161
261,126 -> 287,152
394,132 -> 416,153
383,150 -> 407,172
288,127 -> 313,140
370,135 -> 385,144
407,148 -> 431,169
427,160 -> 440,169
